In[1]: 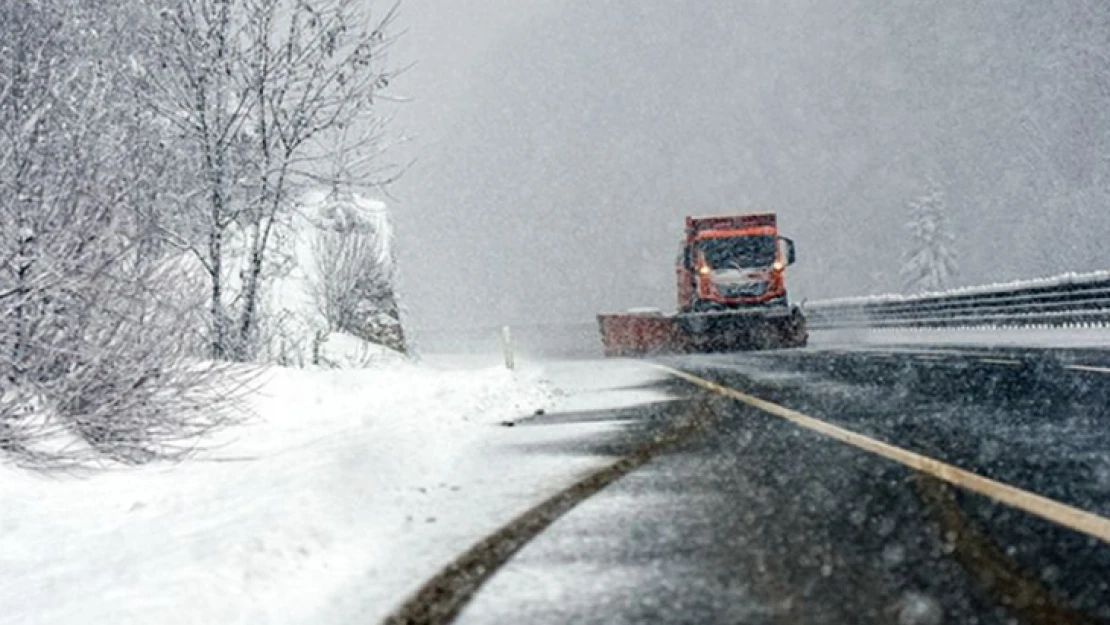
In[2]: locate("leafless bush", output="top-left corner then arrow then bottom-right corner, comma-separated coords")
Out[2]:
310,202 -> 406,353
0,266 -> 252,468
313,229 -> 389,328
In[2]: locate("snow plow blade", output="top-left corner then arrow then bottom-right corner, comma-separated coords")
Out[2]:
598,306 -> 807,357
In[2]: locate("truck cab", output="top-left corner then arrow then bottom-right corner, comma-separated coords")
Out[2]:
676,214 -> 797,313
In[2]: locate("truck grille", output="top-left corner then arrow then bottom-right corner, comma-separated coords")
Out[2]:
717,282 -> 769,298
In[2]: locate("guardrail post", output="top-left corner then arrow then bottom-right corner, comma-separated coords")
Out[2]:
502,325 -> 515,371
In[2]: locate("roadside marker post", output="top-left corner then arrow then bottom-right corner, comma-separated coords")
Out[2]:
502,326 -> 515,371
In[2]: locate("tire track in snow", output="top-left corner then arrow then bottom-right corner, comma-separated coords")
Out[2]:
381,399 -> 716,625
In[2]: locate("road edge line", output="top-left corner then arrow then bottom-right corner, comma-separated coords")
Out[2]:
657,364 -> 1110,546
1066,364 -> 1110,375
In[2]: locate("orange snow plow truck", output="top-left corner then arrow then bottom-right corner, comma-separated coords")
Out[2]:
598,213 -> 807,356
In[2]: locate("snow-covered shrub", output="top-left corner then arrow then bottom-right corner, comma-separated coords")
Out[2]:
308,191 -> 407,354
0,263 -> 247,468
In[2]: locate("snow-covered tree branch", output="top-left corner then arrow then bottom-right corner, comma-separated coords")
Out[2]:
0,0 -> 244,468
144,0 -> 401,361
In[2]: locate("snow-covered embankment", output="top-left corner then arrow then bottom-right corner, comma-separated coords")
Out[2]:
0,356 -> 672,625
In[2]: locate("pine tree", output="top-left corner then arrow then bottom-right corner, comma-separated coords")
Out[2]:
901,183 -> 959,294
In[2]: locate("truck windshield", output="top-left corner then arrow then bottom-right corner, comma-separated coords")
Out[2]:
697,235 -> 777,269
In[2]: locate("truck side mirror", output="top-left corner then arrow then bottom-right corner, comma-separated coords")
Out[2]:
682,245 -> 694,270
781,237 -> 797,265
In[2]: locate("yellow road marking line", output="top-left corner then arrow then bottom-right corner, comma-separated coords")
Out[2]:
978,358 -> 1023,366
657,365 -> 1110,546
1066,364 -> 1110,375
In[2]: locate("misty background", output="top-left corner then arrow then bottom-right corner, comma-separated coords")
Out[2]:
390,0 -> 1110,336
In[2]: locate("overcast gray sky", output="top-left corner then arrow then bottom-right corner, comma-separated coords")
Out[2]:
389,0 -> 1110,333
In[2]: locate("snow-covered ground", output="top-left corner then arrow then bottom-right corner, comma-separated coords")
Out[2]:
0,356 -> 673,625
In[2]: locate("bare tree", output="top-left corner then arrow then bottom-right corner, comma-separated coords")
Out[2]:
144,0 -> 400,361
0,0 -> 245,468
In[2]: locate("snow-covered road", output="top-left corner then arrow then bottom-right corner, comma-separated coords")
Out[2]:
457,346 -> 1110,624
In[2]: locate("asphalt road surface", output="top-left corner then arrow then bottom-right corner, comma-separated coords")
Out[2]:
456,345 -> 1110,624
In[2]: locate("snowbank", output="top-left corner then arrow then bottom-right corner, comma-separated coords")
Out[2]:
0,357 -> 674,625
297,188 -> 393,270
0,361 -> 545,625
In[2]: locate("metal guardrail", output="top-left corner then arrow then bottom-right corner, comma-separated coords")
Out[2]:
805,271 -> 1110,330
